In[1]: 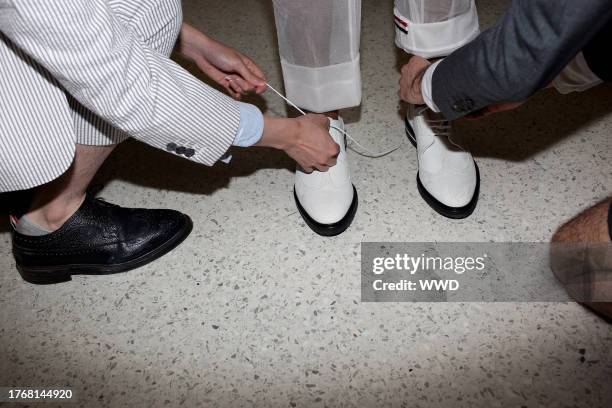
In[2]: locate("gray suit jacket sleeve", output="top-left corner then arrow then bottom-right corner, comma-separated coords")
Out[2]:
432,0 -> 612,121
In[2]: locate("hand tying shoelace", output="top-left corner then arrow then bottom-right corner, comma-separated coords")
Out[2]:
266,83 -> 401,158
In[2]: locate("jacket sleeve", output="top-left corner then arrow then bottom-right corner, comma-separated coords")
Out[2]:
0,0 -> 240,165
432,0 -> 612,121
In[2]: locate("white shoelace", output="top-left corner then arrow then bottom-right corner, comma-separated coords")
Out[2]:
266,83 -> 401,158
414,105 -> 465,152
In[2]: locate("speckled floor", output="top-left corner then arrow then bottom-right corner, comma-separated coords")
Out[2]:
1,0 -> 611,407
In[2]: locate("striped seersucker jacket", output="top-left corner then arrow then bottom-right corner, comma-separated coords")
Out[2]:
0,0 -> 241,192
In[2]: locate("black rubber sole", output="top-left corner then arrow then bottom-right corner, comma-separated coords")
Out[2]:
294,185 -> 358,237
417,164 -> 480,219
405,119 -> 480,219
16,215 -> 193,285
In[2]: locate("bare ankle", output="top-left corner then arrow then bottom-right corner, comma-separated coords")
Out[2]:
323,111 -> 339,120
303,109 -> 339,120
25,194 -> 86,231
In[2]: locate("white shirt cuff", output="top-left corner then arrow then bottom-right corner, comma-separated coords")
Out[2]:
421,60 -> 442,113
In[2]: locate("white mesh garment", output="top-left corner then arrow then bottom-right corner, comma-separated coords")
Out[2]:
394,0 -> 479,58
553,52 -> 604,94
272,0 -> 361,113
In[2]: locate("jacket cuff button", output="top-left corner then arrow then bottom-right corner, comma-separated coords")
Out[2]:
166,143 -> 177,152
184,148 -> 195,158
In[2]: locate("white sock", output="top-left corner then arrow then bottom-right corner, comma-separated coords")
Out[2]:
14,215 -> 51,236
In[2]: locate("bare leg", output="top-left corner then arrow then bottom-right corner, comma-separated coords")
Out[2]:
304,110 -> 339,120
24,144 -> 116,231
552,198 -> 612,320
552,199 -> 611,242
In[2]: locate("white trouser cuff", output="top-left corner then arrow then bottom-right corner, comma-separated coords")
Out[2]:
280,55 -> 362,113
553,52 -> 603,94
394,5 -> 480,59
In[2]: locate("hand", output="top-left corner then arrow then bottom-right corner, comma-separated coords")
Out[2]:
399,55 -> 431,105
177,23 -> 267,99
465,101 -> 525,120
288,115 -> 341,172
257,115 -> 340,173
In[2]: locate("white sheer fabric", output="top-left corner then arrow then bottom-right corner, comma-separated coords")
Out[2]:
272,0 -> 480,111
394,0 -> 479,58
272,0 -> 361,112
553,52 -> 603,94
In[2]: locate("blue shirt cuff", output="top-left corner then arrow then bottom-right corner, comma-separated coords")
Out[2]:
233,102 -> 264,147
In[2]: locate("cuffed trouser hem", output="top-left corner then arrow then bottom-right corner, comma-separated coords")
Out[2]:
280,55 -> 362,113
552,52 -> 603,95
394,4 -> 479,59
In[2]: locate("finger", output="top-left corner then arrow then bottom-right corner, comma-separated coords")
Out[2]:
332,142 -> 341,157
221,77 -> 240,99
228,87 -> 242,100
320,156 -> 337,168
231,76 -> 254,94
489,102 -> 523,114
237,56 -> 267,88
224,84 -> 240,99
242,56 -> 267,82
227,79 -> 245,97
227,79 -> 240,94
253,83 -> 267,95
313,114 -> 331,129
195,56 -> 229,87
245,67 -> 268,95
315,165 -> 330,173
465,109 -> 489,120
464,114 -> 483,121
232,62 -> 260,91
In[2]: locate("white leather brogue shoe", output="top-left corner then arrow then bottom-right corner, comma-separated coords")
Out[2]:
294,117 -> 358,236
405,105 -> 479,219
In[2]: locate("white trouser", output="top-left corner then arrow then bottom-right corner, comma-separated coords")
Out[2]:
272,0 -> 478,112
272,0 -> 600,113
272,0 -> 362,113
394,0 -> 479,59
553,52 -> 603,94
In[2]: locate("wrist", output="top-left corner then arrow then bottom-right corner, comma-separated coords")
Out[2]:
178,23 -> 212,61
257,117 -> 298,151
412,68 -> 427,105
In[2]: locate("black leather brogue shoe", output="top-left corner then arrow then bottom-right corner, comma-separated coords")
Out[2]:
12,196 -> 193,284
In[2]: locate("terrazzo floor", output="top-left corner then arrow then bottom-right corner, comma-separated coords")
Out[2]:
1,0 -> 611,407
